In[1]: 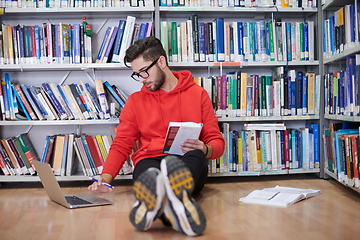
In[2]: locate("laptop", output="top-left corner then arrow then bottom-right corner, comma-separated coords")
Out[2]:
33,160 -> 113,209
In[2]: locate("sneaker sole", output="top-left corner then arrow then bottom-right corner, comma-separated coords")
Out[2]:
129,168 -> 165,231
161,156 -> 206,236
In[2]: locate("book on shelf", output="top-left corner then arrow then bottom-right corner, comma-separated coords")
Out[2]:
12,137 -> 36,175
239,186 -> 322,207
162,122 -> 203,156
94,79 -> 110,119
103,81 -> 125,108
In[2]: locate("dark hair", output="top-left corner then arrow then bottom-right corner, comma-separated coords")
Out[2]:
124,36 -> 168,67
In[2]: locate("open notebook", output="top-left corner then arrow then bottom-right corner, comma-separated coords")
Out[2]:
33,160 -> 113,209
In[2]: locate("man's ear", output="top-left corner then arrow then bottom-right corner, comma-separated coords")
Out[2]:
158,55 -> 167,69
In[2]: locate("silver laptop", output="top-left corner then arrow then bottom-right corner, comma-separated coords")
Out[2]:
33,160 -> 113,209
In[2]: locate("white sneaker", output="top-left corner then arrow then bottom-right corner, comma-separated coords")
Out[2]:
160,155 -> 206,236
129,168 -> 166,231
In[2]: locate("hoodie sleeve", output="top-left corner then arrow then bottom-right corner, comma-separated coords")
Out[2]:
101,97 -> 140,178
199,90 -> 225,159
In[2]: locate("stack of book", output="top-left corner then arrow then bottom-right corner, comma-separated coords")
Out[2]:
1,0 -> 154,9
160,0 -> 316,8
194,68 -> 320,118
209,123 -> 320,173
0,16 -> 153,65
0,133 -> 38,176
160,16 -> 315,63
324,122 -> 360,188
322,3 -> 360,59
324,54 -> 360,117
0,73 -> 128,121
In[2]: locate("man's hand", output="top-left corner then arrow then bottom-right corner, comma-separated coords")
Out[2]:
88,176 -> 113,193
181,139 -> 206,154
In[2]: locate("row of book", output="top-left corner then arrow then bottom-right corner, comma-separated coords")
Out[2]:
195,68 -> 320,118
0,15 -> 150,65
160,0 -> 316,8
95,16 -> 152,64
0,133 -> 39,176
209,122 -> 320,173
0,18 -> 93,65
324,54 -> 360,117
324,122 -> 360,188
322,1 -> 360,59
0,0 -> 154,8
161,16 -> 315,63
0,73 -> 128,121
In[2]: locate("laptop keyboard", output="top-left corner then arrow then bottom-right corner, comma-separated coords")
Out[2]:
65,196 -> 92,205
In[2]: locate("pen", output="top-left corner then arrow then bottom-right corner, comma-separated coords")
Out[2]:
89,177 -> 114,188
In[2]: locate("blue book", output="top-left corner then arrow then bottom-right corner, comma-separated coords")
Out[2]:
34,25 -> 41,63
295,71 -> 303,115
73,24 -> 81,64
60,135 -> 69,176
296,130 -> 301,169
198,21 -> 206,62
18,25 -> 25,64
290,130 -> 297,169
285,22 -> 292,61
5,73 -> 16,120
215,18 -> 225,62
41,82 -> 67,120
95,27 -> 112,63
346,56 -> 355,116
12,85 -> 31,120
103,81 -> 125,108
304,22 -> 309,61
102,26 -> 118,63
111,20 -> 126,63
27,86 -> 49,119
138,23 -> 147,40
302,75 -> 308,115
85,83 -> 103,119
253,22 -> 259,62
323,20 -> 327,57
237,22 -> 244,61
305,123 -> 319,169
56,85 -> 75,119
259,21 -> 266,61
160,0 -> 167,6
328,16 -> 335,56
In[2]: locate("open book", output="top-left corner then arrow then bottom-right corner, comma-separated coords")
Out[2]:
239,186 -> 321,207
162,122 -> 203,156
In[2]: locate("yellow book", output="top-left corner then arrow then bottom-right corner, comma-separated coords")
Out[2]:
281,0 -> 289,7
52,135 -> 65,176
95,134 -> 108,162
240,72 -> 248,116
237,135 -> 243,172
307,73 -> 316,115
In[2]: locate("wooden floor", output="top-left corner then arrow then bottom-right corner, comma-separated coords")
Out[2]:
1,175 -> 360,240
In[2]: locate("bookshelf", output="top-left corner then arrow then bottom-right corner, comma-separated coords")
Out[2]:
0,1 -> 325,182
321,0 -> 360,193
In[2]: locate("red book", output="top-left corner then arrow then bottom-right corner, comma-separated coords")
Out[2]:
85,135 -> 104,173
283,130 -> 290,169
351,135 -> 359,188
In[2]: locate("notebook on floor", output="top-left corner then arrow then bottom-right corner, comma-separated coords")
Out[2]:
33,160 -> 113,209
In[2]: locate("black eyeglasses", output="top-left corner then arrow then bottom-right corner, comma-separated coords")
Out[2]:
131,57 -> 160,82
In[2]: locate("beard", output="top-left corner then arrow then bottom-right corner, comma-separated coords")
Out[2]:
145,66 -> 166,91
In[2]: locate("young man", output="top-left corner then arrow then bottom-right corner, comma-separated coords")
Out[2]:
88,36 -> 224,236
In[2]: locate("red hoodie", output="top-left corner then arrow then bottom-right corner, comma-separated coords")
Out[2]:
102,70 -> 225,178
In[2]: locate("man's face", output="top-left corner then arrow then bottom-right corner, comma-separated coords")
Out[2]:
131,56 -> 166,92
